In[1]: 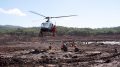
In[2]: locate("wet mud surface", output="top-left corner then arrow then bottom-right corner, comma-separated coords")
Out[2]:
0,36 -> 120,67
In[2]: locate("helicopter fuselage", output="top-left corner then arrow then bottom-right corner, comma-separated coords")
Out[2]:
40,22 -> 56,37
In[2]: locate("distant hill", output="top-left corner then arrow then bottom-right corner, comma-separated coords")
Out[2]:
0,25 -> 23,33
0,25 -> 120,36
0,25 -> 23,29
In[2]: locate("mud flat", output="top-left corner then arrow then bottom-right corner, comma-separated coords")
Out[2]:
0,41 -> 120,67
0,35 -> 120,67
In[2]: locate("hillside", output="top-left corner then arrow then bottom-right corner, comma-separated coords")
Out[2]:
0,25 -> 120,36
0,25 -> 23,29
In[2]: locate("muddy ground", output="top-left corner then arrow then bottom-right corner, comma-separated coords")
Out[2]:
0,35 -> 120,67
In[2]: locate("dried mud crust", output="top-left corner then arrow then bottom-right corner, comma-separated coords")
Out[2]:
0,42 -> 120,67
0,35 -> 120,67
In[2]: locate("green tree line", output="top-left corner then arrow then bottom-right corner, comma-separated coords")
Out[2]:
0,25 -> 120,36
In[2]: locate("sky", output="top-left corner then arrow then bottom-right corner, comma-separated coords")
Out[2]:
0,0 -> 120,28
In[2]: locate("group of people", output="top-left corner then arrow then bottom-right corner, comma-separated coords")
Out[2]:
61,42 -> 79,52
48,42 -> 79,52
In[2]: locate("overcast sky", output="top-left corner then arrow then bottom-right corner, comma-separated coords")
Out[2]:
0,0 -> 120,28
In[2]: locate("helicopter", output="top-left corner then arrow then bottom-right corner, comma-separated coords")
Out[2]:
30,11 -> 77,37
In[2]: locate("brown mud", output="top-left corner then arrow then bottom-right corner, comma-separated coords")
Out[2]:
0,35 -> 120,67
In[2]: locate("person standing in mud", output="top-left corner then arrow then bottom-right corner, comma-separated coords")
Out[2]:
61,42 -> 68,52
74,45 -> 79,52
71,41 -> 75,47
49,45 -> 52,50
114,48 -> 118,53
48,43 -> 52,50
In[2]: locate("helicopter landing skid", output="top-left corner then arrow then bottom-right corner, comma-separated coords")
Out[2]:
39,31 -> 55,37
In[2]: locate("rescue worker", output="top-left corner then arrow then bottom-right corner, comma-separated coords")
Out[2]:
48,43 -> 52,50
74,45 -> 79,52
52,25 -> 56,37
61,42 -> 68,52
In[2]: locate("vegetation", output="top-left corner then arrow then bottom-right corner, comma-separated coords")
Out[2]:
0,25 -> 120,36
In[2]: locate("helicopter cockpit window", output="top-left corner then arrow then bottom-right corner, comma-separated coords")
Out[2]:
41,22 -> 53,29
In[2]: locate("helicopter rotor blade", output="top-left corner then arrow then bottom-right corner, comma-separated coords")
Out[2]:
50,15 -> 77,18
29,11 -> 46,17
